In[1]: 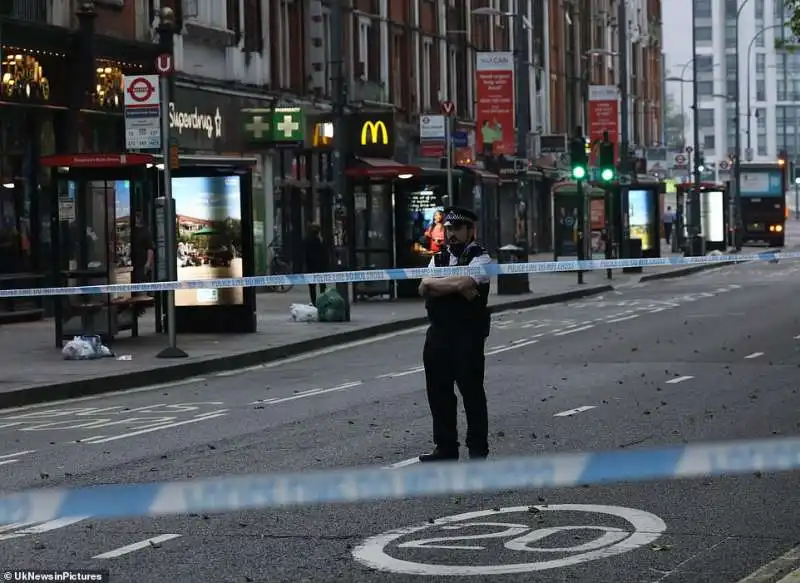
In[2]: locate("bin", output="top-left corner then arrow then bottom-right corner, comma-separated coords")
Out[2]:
688,235 -> 706,257
622,238 -> 643,273
496,244 -> 531,295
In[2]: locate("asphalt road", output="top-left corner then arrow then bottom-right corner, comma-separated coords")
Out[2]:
1,260 -> 800,582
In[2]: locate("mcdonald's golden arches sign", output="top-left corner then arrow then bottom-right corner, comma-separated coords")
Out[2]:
350,112 -> 395,158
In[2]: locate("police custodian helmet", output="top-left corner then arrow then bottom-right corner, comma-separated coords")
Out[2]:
442,207 -> 478,226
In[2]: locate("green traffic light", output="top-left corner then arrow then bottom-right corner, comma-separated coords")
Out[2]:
572,166 -> 587,180
601,168 -> 614,181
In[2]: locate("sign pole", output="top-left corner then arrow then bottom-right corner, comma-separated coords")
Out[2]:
446,115 -> 453,205
155,13 -> 187,359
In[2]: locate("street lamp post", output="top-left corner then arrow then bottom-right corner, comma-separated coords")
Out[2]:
732,0 -> 754,251
745,24 -> 783,153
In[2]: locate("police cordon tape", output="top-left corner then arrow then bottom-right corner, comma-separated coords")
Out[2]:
0,250 -> 795,300
1,436 -> 798,525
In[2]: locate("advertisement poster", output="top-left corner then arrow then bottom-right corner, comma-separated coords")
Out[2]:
701,191 -> 725,242
555,201 -> 579,257
628,189 -> 655,251
588,85 -> 619,165
173,175 -> 243,306
590,198 -> 606,253
475,52 -> 515,155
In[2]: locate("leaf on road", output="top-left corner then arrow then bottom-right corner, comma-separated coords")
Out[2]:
651,544 -> 672,552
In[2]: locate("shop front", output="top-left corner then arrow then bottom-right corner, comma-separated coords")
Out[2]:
343,112 -> 422,300
456,165 -> 500,253
0,13 -> 157,323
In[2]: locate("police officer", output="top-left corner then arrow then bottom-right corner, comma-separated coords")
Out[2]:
417,207 -> 492,462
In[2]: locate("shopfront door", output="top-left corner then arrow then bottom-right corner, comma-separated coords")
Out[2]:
353,182 -> 394,299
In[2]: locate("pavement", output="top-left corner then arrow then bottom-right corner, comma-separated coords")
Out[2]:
0,257 -> 799,582
0,245 -> 728,409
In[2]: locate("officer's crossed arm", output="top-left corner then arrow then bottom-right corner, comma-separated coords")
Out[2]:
418,254 -> 491,298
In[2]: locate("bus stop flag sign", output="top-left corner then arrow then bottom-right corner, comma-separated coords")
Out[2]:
123,74 -> 161,150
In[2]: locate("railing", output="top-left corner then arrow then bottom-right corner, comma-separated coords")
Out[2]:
1,0 -> 49,23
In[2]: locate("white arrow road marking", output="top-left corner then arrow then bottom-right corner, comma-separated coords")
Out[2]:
0,516 -> 88,541
93,534 -> 182,559
80,410 -> 228,444
554,405 -> 597,417
666,376 -> 694,384
744,352 -> 764,359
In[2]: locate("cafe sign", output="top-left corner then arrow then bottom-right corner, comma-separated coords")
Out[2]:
169,102 -> 222,139
350,112 -> 395,158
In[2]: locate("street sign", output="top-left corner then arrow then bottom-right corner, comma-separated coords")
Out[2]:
155,53 -> 174,76
243,107 -> 304,146
419,115 -> 445,140
451,130 -> 468,148
123,74 -> 161,150
440,100 -> 455,115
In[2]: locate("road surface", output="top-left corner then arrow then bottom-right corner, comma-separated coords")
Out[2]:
1,260 -> 799,582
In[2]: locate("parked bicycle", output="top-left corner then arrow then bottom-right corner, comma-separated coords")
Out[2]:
266,238 -> 294,293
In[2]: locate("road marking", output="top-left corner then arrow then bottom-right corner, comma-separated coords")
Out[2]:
0,460 -> 17,466
778,567 -> 800,583
79,410 -> 228,444
377,368 -> 424,379
265,382 -> 364,405
605,314 -> 639,323
485,339 -> 539,356
666,376 -> 694,384
553,405 -> 596,417
553,324 -> 594,336
216,365 -> 264,377
744,352 -> 764,359
92,534 -> 182,559
384,457 -> 420,469
0,516 -> 88,541
793,335 -> 800,340
0,450 -> 34,460
735,545 -> 800,582
352,504 -> 667,576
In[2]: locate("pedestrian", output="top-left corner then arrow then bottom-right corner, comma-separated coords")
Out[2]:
303,223 -> 329,305
417,207 -> 492,462
663,206 -> 676,245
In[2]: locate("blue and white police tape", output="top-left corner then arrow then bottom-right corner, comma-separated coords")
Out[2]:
0,250 -> 794,300
1,436 -> 798,525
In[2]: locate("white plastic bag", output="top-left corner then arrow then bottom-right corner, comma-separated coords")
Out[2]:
62,335 -> 114,360
290,303 -> 318,322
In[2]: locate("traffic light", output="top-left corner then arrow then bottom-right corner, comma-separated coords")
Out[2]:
598,131 -> 615,182
569,133 -> 588,180
697,152 -> 705,172
778,149 -> 788,168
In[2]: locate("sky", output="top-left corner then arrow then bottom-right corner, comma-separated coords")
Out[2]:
662,0 -> 694,115
172,176 -> 242,221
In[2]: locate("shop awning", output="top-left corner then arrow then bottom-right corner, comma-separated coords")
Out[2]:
455,165 -> 498,181
346,158 -> 421,178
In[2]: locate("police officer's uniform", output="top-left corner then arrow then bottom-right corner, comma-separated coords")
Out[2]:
419,207 -> 492,462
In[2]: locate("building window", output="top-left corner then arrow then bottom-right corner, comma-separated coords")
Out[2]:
724,0 -> 738,17
756,23 -> 765,47
756,79 -> 766,101
697,55 -> 714,73
322,9 -> 332,96
695,0 -> 712,18
725,24 -> 737,49
755,0 -> 764,19
756,107 -> 767,156
757,134 -> 767,156
392,33 -> 403,108
182,0 -> 227,28
695,26 -> 713,44
697,81 -> 713,96
358,18 -> 370,79
422,38 -> 432,111
726,79 -> 736,99
703,134 -> 715,150
725,54 -> 736,77
697,109 -> 715,127
756,53 -> 766,76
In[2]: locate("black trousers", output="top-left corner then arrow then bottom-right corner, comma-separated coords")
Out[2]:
309,283 -> 327,305
423,326 -> 488,454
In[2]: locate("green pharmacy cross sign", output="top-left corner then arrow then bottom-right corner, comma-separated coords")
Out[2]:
243,107 -> 304,147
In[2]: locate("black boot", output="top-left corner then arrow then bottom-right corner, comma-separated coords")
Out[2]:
468,449 -> 488,460
419,446 -> 459,462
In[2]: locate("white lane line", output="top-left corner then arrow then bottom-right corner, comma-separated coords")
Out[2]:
666,376 -> 694,384
264,381 -> 364,405
777,568 -> 800,583
80,410 -> 229,444
485,339 -> 539,356
377,367 -> 424,379
606,314 -> 640,323
553,324 -> 594,336
216,365 -> 264,377
0,450 -> 34,460
793,335 -> 800,340
92,534 -> 183,559
384,457 -> 420,470
553,405 -> 597,417
0,460 -> 18,466
0,517 -> 88,541
735,545 -> 800,582
744,352 -> 765,359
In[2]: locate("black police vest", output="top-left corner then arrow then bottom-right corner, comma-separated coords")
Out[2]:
425,244 -> 491,336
